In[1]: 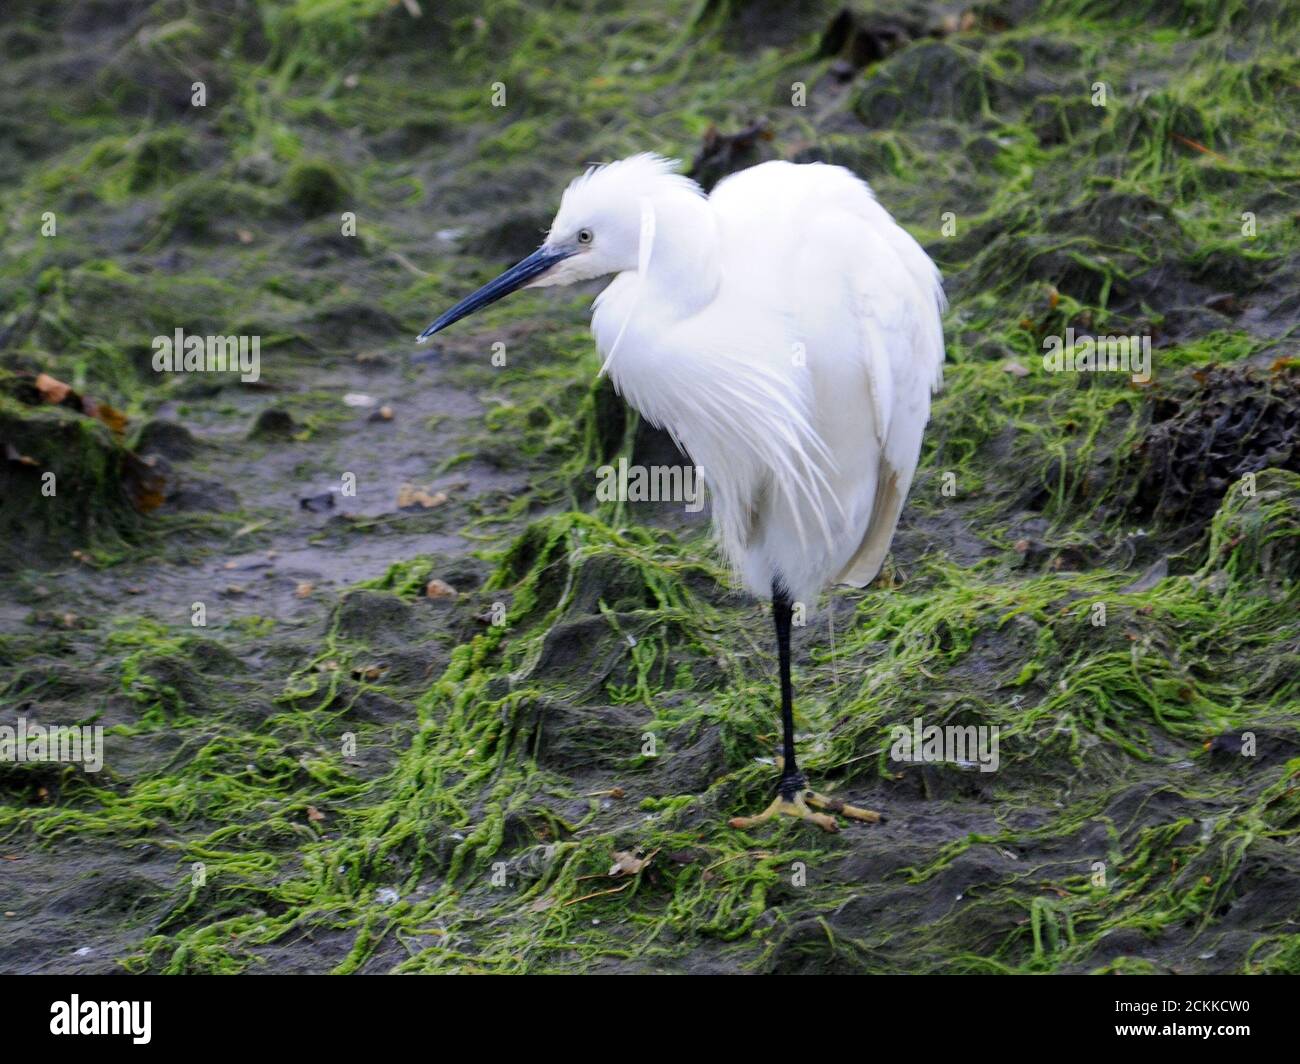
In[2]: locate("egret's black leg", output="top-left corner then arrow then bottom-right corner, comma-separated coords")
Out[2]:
728,587 -> 884,832
771,584 -> 805,801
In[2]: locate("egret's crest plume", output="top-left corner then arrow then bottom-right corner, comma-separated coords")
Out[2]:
550,152 -> 700,238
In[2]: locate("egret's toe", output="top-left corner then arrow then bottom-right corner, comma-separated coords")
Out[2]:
729,778 -> 883,832
806,790 -> 883,824
728,791 -> 840,833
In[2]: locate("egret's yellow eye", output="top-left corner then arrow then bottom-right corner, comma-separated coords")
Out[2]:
577,228 -> 593,245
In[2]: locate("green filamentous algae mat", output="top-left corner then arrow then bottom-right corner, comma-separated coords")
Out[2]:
0,0 -> 1297,974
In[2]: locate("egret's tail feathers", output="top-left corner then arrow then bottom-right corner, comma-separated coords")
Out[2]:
835,462 -> 907,589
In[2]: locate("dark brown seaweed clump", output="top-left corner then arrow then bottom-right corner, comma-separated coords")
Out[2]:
1131,364 -> 1300,538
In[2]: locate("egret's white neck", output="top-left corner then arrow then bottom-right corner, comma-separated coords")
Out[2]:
638,188 -> 719,316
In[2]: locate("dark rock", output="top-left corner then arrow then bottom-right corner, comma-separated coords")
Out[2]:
334,589 -> 418,643
163,478 -> 238,513
816,9 -> 913,71
1127,366 -> 1300,538
299,491 -> 336,513
588,376 -> 626,465
133,419 -> 198,460
249,408 -> 296,440
687,120 -> 776,193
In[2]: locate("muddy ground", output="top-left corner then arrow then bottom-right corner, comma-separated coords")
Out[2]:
1,0 -> 1298,974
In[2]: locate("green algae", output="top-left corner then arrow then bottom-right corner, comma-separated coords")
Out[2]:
11,470 -> 1289,974
282,158 -> 353,217
1,0 -> 1299,975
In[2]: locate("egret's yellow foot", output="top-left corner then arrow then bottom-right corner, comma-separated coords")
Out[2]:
728,790 -> 838,832
728,778 -> 883,833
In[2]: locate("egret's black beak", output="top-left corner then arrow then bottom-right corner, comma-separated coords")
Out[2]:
417,245 -> 574,342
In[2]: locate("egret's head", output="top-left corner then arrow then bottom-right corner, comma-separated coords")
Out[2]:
418,153 -> 697,341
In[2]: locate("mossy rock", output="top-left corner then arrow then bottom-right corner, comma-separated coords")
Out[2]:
1095,94 -> 1213,171
855,41 -> 993,127
127,127 -> 197,192
305,299 -> 401,347
283,159 -> 352,218
521,695 -> 650,772
1060,0 -> 1256,34
0,24 -> 48,59
29,263 -> 232,362
1029,93 -> 1105,147
333,589 -> 420,644
466,208 -> 554,262
489,515 -> 579,617
1202,467 -> 1300,589
1047,190 -> 1179,250
123,649 -> 219,718
0,402 -> 153,559
694,0 -> 837,52
93,10 -> 236,116
565,550 -> 663,616
157,177 -> 273,241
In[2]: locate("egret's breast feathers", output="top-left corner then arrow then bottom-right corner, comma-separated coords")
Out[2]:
595,284 -> 842,561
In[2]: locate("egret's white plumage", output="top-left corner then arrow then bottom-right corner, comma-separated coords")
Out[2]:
569,154 -> 946,606
419,152 -> 945,830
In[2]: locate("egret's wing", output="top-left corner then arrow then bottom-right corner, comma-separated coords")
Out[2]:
834,189 -> 945,587
606,297 -> 842,561
710,161 -> 945,589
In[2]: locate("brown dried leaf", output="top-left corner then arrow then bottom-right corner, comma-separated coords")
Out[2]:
82,397 -> 128,437
34,372 -> 71,404
397,483 -> 448,510
608,848 -> 658,878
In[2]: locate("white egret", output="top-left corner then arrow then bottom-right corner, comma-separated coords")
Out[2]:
419,153 -> 945,831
